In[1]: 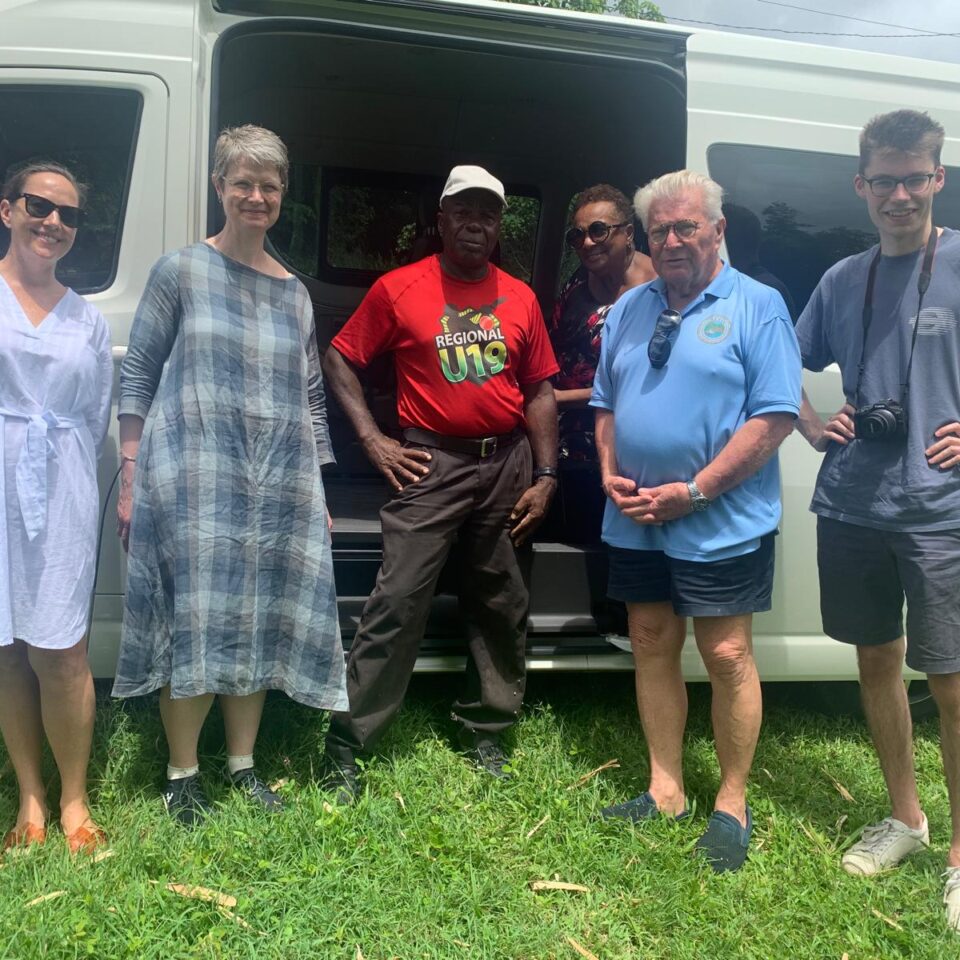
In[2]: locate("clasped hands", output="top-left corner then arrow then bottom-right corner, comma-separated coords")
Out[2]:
602,475 -> 692,525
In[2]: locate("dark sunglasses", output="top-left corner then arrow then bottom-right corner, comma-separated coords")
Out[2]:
648,309 -> 682,369
564,220 -> 630,249
14,192 -> 83,228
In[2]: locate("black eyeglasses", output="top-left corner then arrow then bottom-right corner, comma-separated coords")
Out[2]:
647,220 -> 702,246
14,193 -> 83,228
648,309 -> 682,369
564,220 -> 630,249
860,173 -> 937,198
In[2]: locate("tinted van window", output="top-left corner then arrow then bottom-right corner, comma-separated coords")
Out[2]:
710,143 -> 960,314
272,168 -> 540,285
0,86 -> 142,293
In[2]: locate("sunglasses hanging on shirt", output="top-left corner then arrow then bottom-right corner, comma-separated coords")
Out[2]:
648,309 -> 682,369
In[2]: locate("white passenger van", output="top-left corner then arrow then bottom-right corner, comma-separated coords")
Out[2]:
1,0 -> 958,707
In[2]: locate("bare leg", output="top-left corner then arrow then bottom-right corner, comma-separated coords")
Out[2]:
929,672 -> 960,868
0,640 -> 48,830
628,601 -> 688,816
694,614 -> 761,826
220,691 -> 267,759
159,687 -> 215,769
26,639 -> 96,835
857,639 -> 924,829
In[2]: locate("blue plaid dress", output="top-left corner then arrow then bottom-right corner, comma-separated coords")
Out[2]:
112,243 -> 348,710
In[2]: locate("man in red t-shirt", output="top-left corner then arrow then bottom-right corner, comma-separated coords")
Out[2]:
322,165 -> 559,797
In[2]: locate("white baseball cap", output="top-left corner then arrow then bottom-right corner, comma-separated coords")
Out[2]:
439,165 -> 507,206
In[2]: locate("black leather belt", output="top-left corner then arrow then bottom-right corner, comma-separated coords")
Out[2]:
403,427 -> 524,458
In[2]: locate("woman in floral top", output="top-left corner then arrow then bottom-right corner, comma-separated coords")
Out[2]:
544,184 -> 656,635
551,184 -> 655,464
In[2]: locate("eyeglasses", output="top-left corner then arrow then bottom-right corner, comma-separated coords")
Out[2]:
564,220 -> 630,249
223,178 -> 283,198
14,193 -> 83,228
647,219 -> 702,246
648,309 -> 682,369
860,173 -> 937,198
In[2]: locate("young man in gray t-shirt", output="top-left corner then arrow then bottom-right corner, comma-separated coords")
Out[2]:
796,109 -> 960,934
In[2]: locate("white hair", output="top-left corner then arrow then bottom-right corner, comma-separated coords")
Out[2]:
633,170 -> 724,230
212,124 -> 289,189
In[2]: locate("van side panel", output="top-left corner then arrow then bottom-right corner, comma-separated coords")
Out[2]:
685,31 -> 960,679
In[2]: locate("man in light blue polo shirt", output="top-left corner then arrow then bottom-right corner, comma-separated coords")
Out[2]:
591,169 -> 801,872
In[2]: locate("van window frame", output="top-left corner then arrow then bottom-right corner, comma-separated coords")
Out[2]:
0,83 -> 142,295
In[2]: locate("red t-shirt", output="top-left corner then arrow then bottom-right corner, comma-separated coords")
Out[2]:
332,255 -> 558,436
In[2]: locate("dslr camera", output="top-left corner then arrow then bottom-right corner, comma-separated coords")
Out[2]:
853,399 -> 907,441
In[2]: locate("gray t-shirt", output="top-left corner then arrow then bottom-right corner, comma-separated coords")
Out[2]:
796,227 -> 960,531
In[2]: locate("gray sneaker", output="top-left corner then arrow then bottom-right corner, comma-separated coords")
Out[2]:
944,867 -> 960,933
841,816 -> 929,876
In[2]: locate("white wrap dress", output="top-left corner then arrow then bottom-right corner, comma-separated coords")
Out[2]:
0,276 -> 113,648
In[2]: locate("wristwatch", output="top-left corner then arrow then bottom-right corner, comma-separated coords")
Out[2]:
686,479 -> 711,512
533,466 -> 559,482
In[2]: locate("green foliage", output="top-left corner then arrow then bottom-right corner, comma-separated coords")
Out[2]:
500,0 -> 665,22
499,195 -> 541,282
0,677 -> 954,958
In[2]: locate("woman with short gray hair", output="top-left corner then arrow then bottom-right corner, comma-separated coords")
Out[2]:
113,125 -> 347,825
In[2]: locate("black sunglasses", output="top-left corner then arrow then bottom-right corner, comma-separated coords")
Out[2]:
565,220 -> 630,249
648,309 -> 682,369
14,192 -> 83,228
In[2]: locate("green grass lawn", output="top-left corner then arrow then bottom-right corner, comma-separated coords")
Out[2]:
0,674 -> 954,959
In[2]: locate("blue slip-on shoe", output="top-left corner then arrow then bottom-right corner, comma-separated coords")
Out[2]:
696,806 -> 753,873
601,791 -> 690,823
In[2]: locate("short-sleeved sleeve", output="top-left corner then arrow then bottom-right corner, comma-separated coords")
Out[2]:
514,298 -> 559,385
589,297 -> 627,412
795,277 -> 835,373
118,252 -> 181,419
743,309 -> 802,418
330,278 -> 398,368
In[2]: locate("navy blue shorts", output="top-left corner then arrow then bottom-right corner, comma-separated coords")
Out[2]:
607,532 -> 776,617
817,516 -> 960,675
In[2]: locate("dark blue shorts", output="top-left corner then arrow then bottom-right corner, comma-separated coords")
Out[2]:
817,516 -> 960,675
606,532 -> 776,617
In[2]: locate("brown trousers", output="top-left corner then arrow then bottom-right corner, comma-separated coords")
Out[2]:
325,436 -> 532,757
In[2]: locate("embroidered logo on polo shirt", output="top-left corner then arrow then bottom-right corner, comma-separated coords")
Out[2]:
697,315 -> 732,344
435,298 -> 509,384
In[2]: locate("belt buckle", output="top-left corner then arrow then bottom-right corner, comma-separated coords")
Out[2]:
479,436 -> 497,458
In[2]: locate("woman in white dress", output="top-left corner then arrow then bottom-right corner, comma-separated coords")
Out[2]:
0,162 -> 112,855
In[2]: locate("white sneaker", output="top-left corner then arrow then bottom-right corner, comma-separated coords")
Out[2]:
944,867 -> 960,933
841,816 -> 929,876
602,634 -> 632,653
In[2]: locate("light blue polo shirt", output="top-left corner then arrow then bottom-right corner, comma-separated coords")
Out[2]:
590,263 -> 801,561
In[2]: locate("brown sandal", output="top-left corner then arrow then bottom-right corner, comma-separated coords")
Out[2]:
2,822 -> 46,853
64,822 -> 108,856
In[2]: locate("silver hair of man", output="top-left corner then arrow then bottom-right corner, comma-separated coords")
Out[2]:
633,170 -> 724,230
211,125 -> 289,190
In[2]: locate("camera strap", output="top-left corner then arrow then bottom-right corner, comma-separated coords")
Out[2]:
854,226 -> 939,410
